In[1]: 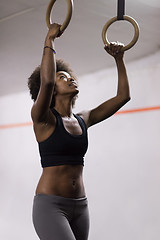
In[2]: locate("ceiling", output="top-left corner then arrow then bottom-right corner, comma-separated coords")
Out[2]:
0,0 -> 160,96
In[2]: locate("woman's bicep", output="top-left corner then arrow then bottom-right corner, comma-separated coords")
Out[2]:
88,96 -> 130,127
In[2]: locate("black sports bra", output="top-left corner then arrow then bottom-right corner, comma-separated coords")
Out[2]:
38,108 -> 88,168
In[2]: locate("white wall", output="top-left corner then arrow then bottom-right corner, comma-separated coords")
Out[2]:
0,51 -> 160,240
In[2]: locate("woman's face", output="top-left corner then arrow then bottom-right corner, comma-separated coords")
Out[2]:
55,71 -> 79,96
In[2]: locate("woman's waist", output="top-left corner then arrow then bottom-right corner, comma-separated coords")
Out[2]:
36,165 -> 85,198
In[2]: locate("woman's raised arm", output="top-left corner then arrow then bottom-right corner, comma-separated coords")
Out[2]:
83,42 -> 131,128
31,23 -> 61,123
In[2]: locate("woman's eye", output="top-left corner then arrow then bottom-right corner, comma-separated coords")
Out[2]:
60,75 -> 67,80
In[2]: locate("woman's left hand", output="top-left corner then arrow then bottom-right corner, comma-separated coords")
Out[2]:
104,41 -> 124,59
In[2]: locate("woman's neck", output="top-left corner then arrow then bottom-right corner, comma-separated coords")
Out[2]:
54,99 -> 73,118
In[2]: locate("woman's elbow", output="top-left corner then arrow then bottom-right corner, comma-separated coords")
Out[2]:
124,95 -> 131,104
126,95 -> 131,102
119,95 -> 131,105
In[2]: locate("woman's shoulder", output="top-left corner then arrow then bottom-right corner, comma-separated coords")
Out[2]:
76,110 -> 91,128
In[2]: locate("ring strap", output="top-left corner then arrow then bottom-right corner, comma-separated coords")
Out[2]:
117,0 -> 125,20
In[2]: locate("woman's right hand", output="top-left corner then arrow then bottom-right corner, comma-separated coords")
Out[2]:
104,41 -> 124,60
46,23 -> 63,41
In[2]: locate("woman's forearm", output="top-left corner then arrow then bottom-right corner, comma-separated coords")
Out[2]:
40,24 -> 61,86
40,36 -> 56,86
115,57 -> 130,100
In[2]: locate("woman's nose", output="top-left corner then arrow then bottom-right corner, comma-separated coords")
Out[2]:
69,78 -> 74,82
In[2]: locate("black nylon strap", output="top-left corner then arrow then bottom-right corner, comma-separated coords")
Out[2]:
117,0 -> 125,20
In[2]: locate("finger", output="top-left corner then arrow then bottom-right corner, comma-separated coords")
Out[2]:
110,41 -> 117,45
116,45 -> 122,53
110,42 -> 116,52
117,43 -> 124,53
104,44 -> 110,52
113,42 -> 124,53
116,41 -> 124,48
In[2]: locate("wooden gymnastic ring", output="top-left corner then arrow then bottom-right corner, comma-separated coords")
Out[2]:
46,0 -> 73,32
102,15 -> 140,51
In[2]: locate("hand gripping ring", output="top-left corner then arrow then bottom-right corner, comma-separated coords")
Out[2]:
102,15 -> 140,51
46,0 -> 74,32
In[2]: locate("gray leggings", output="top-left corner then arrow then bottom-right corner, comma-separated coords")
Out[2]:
32,194 -> 90,240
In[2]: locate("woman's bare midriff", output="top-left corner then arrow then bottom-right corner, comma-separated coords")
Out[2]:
35,165 -> 86,198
